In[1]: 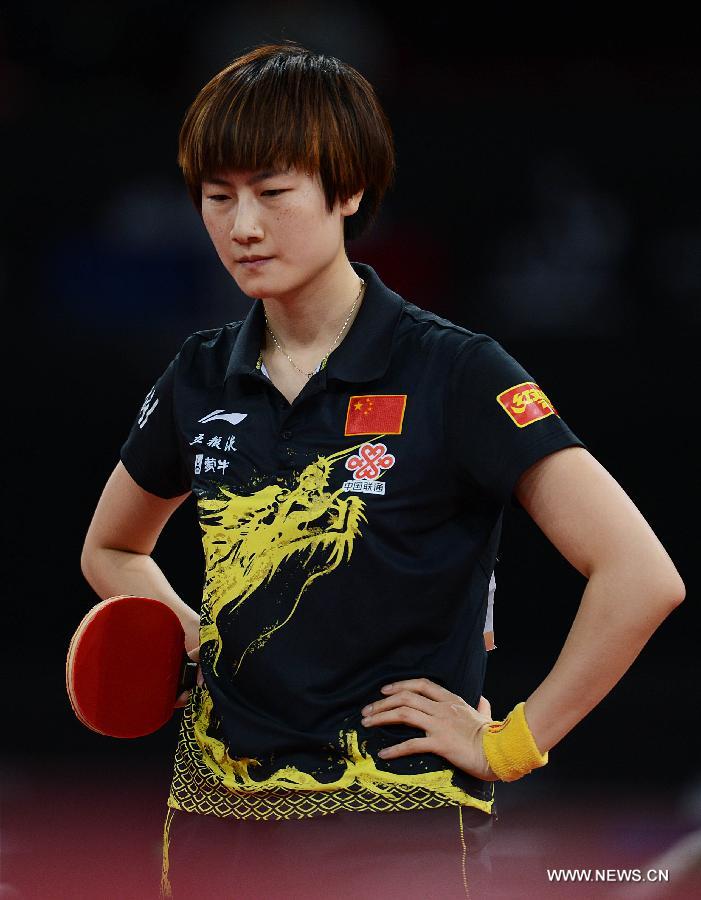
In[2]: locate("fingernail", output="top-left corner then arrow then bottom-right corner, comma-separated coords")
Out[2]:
378,749 -> 387,757
381,684 -> 393,691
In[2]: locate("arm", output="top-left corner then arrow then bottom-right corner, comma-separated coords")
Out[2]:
361,445 -> 684,779
515,445 -> 685,754
81,460 -> 199,653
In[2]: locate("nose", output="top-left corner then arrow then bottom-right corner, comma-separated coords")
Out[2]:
229,201 -> 263,243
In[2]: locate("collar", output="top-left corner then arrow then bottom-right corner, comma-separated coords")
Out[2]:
224,261 -> 405,385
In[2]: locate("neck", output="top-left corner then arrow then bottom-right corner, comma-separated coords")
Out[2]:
261,258 -> 364,356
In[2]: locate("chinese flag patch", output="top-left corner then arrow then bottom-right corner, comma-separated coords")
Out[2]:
345,395 -> 407,435
497,382 -> 558,428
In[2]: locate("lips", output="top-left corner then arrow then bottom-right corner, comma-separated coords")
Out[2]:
238,256 -> 271,263
238,257 -> 272,272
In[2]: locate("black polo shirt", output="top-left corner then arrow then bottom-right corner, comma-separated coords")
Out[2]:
120,261 -> 585,822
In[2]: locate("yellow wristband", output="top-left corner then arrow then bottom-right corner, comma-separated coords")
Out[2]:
482,701 -> 549,782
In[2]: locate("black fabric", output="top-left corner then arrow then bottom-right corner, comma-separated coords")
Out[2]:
120,261 -> 585,809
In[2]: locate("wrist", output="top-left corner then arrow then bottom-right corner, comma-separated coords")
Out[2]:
482,701 -> 549,782
477,722 -> 498,781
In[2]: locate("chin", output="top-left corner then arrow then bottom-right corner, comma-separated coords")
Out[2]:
230,268 -> 268,293
229,274 -> 254,296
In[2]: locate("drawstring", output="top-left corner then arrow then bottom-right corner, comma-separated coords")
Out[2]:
457,806 -> 471,899
160,806 -> 176,898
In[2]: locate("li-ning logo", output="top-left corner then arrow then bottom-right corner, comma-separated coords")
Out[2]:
198,410 -> 248,426
137,387 -> 159,429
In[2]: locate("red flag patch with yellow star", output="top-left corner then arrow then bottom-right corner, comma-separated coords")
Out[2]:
344,395 -> 407,435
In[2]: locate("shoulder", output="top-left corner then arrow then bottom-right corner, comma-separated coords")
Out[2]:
391,293 -> 544,400
396,297 -> 504,366
171,321 -> 244,382
176,321 -> 244,360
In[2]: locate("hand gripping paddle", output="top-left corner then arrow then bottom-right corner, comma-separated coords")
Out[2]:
66,595 -> 199,738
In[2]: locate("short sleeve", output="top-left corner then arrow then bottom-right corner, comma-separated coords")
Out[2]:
446,335 -> 586,505
119,353 -> 191,499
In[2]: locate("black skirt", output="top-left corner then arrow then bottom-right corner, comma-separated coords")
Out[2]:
161,803 -> 496,899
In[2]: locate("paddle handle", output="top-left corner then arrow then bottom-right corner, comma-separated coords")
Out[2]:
178,654 -> 199,695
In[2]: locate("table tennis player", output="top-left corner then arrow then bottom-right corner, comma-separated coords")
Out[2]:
80,42 -> 685,899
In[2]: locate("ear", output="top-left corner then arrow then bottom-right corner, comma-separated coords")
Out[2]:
340,187 -> 364,218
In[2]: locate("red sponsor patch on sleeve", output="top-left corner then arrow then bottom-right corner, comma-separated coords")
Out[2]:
496,382 -> 558,428
345,395 -> 407,435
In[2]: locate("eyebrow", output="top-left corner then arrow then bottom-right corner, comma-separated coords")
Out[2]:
204,169 -> 289,187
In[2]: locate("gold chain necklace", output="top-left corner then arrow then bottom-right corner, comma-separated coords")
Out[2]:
264,277 -> 365,380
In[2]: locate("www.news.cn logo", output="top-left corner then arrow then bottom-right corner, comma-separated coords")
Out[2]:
547,868 -> 669,883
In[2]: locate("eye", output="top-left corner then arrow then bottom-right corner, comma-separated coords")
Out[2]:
262,189 -> 286,197
206,194 -> 230,202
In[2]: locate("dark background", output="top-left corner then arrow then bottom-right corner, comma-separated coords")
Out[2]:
2,4 -> 699,897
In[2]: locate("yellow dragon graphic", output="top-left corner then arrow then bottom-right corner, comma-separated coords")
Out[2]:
198,441 -> 375,676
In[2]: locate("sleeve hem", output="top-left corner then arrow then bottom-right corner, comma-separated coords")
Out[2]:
501,434 -> 587,508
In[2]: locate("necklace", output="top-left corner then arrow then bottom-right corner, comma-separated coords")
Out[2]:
264,277 -> 365,380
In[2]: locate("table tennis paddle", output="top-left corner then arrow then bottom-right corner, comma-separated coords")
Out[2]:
66,594 -> 199,738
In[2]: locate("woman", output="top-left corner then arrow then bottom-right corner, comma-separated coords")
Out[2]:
81,42 -> 685,899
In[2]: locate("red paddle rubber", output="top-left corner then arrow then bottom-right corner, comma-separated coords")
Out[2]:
66,595 -> 193,738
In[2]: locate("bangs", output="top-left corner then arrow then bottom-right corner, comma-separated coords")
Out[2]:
180,65 -> 324,188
